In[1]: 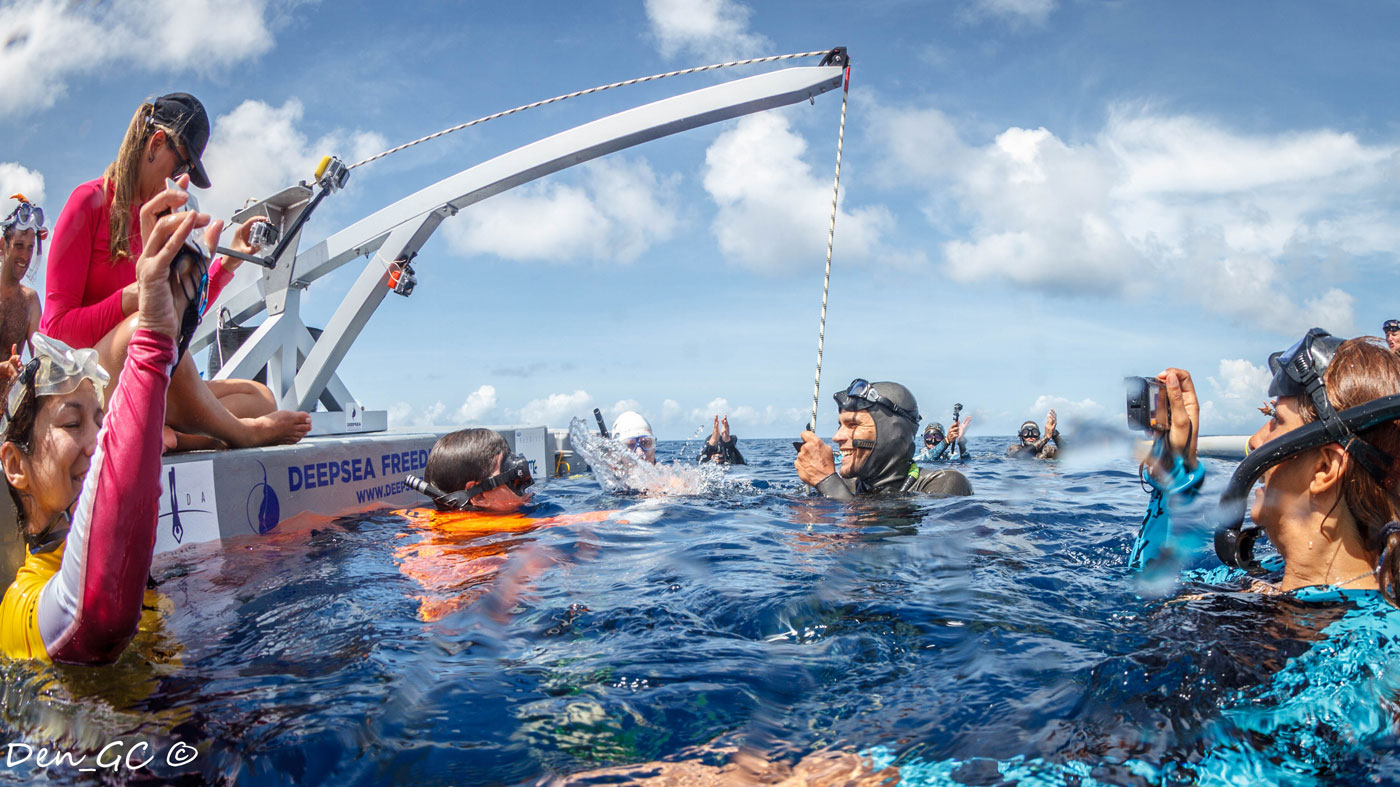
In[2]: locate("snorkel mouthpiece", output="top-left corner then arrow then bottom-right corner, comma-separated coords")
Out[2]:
1215,391 -> 1400,573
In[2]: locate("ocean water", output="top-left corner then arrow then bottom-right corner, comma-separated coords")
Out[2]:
1,435 -> 1397,784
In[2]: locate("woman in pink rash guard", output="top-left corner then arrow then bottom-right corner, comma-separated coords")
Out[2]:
42,92 -> 310,449
1,204 -> 208,663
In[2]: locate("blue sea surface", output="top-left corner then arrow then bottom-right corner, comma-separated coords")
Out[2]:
2,435 -> 1398,784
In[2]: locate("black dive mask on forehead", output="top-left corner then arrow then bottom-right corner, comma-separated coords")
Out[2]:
1215,329 -> 1399,572
833,379 -> 920,424
404,452 -> 535,512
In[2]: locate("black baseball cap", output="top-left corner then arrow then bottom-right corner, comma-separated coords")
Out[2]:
151,92 -> 211,189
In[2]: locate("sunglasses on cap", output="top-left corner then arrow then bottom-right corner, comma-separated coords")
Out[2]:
624,435 -> 656,453
2,196 -> 47,240
166,136 -> 195,182
833,379 -> 920,424
1384,320 -> 1400,334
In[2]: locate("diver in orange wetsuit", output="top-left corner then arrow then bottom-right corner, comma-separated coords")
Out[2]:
397,428 -> 614,621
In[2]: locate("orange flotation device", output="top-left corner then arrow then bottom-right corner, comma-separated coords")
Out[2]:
395,507 -> 615,622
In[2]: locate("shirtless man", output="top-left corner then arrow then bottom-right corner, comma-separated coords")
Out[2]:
0,198 -> 45,387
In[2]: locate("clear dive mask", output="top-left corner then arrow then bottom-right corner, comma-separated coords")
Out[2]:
1,333 -> 110,437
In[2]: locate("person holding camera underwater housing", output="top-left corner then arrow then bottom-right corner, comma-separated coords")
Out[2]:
41,92 -> 310,450
0,202 -> 212,663
796,379 -> 972,498
1108,329 -> 1400,781
915,410 -> 970,464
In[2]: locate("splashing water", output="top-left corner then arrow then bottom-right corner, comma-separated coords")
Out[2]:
568,418 -> 738,497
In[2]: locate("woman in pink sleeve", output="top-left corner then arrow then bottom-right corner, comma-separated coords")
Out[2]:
2,204 -> 211,663
42,93 -> 310,449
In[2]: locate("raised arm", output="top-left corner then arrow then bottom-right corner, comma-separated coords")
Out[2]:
38,210 -> 211,663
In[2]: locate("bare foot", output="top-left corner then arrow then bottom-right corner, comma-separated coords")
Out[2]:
232,410 -> 312,447
162,426 -> 179,452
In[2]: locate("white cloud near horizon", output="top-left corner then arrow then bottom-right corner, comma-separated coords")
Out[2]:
643,0 -> 771,62
202,99 -> 387,223
442,157 -> 680,264
0,0 -> 277,115
873,103 -> 1397,334
704,113 -> 925,273
1028,394 -> 1107,426
389,384 -> 498,428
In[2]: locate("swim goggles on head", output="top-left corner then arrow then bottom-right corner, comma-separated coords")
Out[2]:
2,195 -> 47,240
404,452 -> 535,512
0,333 -> 110,436
1384,319 -> 1400,334
624,435 -> 656,453
833,379 -> 920,424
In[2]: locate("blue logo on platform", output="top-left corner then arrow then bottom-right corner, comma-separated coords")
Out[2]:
247,461 -> 280,535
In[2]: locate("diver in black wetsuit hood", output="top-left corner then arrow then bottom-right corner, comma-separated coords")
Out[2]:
795,379 -> 972,499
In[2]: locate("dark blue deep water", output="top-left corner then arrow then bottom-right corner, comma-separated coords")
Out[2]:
3,436 -> 1399,784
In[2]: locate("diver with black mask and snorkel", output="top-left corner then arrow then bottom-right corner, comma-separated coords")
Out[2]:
795,379 -> 971,499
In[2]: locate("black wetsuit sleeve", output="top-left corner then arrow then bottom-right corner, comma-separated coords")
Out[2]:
815,472 -> 857,500
721,436 -> 746,465
698,442 -> 719,463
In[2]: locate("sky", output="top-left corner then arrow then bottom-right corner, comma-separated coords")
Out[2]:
2,0 -> 1398,439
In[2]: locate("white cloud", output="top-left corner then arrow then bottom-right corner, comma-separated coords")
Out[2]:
0,164 -> 46,216
606,399 -> 644,420
966,0 -> 1055,26
643,0 -> 771,62
0,0 -> 277,115
1201,358 -> 1273,432
661,399 -> 682,421
456,384 -> 497,423
511,390 -> 594,426
388,385 -> 498,428
201,99 -> 387,222
703,113 -> 924,273
873,103 -> 1398,334
1028,394 -> 1107,425
686,396 -> 805,433
442,157 -> 679,263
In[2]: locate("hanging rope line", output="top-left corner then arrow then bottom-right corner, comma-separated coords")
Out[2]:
349,50 -> 833,171
808,64 -> 851,433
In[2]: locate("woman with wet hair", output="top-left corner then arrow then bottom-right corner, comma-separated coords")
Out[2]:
0,200 -> 210,663
41,93 -> 310,450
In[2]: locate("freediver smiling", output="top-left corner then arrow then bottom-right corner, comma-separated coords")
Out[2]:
796,378 -> 971,499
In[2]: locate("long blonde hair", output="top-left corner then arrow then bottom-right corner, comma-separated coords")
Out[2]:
102,102 -> 177,263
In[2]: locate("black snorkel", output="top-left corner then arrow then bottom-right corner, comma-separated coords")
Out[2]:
404,452 -> 535,512
1215,392 -> 1400,573
593,408 -> 610,438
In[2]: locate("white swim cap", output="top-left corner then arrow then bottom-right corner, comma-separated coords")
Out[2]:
610,411 -> 653,441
